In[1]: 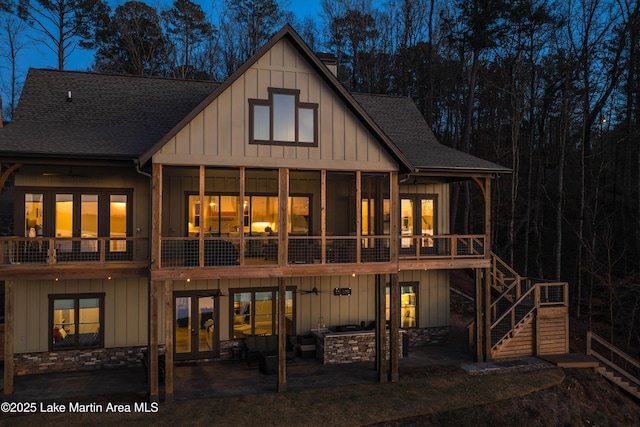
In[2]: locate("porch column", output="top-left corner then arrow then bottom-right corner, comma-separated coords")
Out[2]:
149,280 -> 160,402
389,273 -> 400,382
474,269 -> 484,362
277,277 -> 287,392
484,176 -> 491,257
3,280 -> 14,397
483,267 -> 492,361
164,280 -> 174,402
375,274 -> 387,382
277,168 -> 288,391
149,162 -> 162,402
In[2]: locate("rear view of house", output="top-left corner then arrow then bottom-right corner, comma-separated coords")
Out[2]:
0,25 -> 569,402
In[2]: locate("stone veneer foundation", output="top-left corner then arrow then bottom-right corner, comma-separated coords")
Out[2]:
404,326 -> 450,347
13,346 -> 153,376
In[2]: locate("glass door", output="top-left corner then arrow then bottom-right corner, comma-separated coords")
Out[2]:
174,293 -> 218,360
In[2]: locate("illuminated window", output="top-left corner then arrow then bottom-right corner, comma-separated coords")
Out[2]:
110,195 -> 128,252
249,88 -> 318,145
24,193 -> 43,237
231,288 -> 294,338
50,293 -> 104,350
385,283 -> 417,328
188,195 -> 240,236
18,189 -> 132,258
400,196 -> 437,249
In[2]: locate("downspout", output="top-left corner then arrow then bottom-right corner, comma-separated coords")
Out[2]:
134,159 -> 153,398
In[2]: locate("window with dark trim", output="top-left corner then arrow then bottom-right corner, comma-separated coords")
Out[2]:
16,188 -> 133,260
400,195 -> 437,249
249,88 -> 318,146
50,293 -> 104,350
230,288 -> 295,338
386,282 -> 418,328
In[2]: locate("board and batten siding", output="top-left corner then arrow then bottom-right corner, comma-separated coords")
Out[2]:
398,270 -> 450,328
168,270 -> 450,344
399,182 -> 450,235
153,38 -> 398,172
13,278 -> 148,353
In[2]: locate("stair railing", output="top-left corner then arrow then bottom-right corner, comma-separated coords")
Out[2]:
587,331 -> 640,395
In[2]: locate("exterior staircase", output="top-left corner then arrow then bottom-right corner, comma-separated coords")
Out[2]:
487,252 -> 569,359
587,331 -> 640,400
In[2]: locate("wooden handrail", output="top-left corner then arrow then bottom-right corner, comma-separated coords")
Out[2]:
587,331 -> 640,389
588,331 -> 640,371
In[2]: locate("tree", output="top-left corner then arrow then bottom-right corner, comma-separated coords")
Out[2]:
0,9 -> 28,120
93,1 -> 168,76
218,0 -> 285,76
443,0 -> 511,234
17,0 -> 109,70
162,0 -> 214,80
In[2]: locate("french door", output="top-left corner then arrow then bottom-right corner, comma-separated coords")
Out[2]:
174,292 -> 219,360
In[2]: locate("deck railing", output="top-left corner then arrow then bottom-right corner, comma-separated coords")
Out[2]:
158,234 -> 485,268
0,236 -> 148,265
0,234 -> 487,269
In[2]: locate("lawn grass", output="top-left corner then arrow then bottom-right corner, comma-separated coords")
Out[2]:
1,367 -> 566,427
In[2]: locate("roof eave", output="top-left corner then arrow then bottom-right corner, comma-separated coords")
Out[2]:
138,25 -> 415,173
413,166 -> 512,176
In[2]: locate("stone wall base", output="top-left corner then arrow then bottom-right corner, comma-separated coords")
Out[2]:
405,326 -> 450,347
14,346 -> 148,376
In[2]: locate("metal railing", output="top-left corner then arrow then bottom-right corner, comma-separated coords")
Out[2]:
158,234 -> 484,268
490,281 -> 567,350
0,236 -> 148,265
398,234 -> 485,260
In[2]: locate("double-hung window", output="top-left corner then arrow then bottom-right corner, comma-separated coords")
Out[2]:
249,88 -> 318,146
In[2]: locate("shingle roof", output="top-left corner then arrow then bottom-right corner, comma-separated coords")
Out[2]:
0,57 -> 508,176
0,68 -> 219,160
351,93 -> 509,174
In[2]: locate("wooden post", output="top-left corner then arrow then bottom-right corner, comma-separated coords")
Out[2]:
151,163 -> 162,270
484,177 -> 491,258
237,167 -> 245,265
483,267 -> 492,361
321,170 -> 326,264
474,269 -> 483,362
277,277 -> 287,392
3,280 -> 14,397
356,171 -> 361,262
277,169 -> 288,392
199,165 -> 205,267
149,280 -> 159,402
389,273 -> 400,382
149,163 -> 161,402
389,171 -> 398,263
279,168 -> 289,267
164,280 -> 174,401
376,274 -> 387,382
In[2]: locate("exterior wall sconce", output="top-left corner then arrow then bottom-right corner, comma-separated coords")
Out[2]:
333,287 -> 352,296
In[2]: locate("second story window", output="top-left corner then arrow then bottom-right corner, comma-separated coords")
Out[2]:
249,88 -> 318,146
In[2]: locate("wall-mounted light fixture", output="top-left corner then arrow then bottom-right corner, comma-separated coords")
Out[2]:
333,287 -> 351,296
